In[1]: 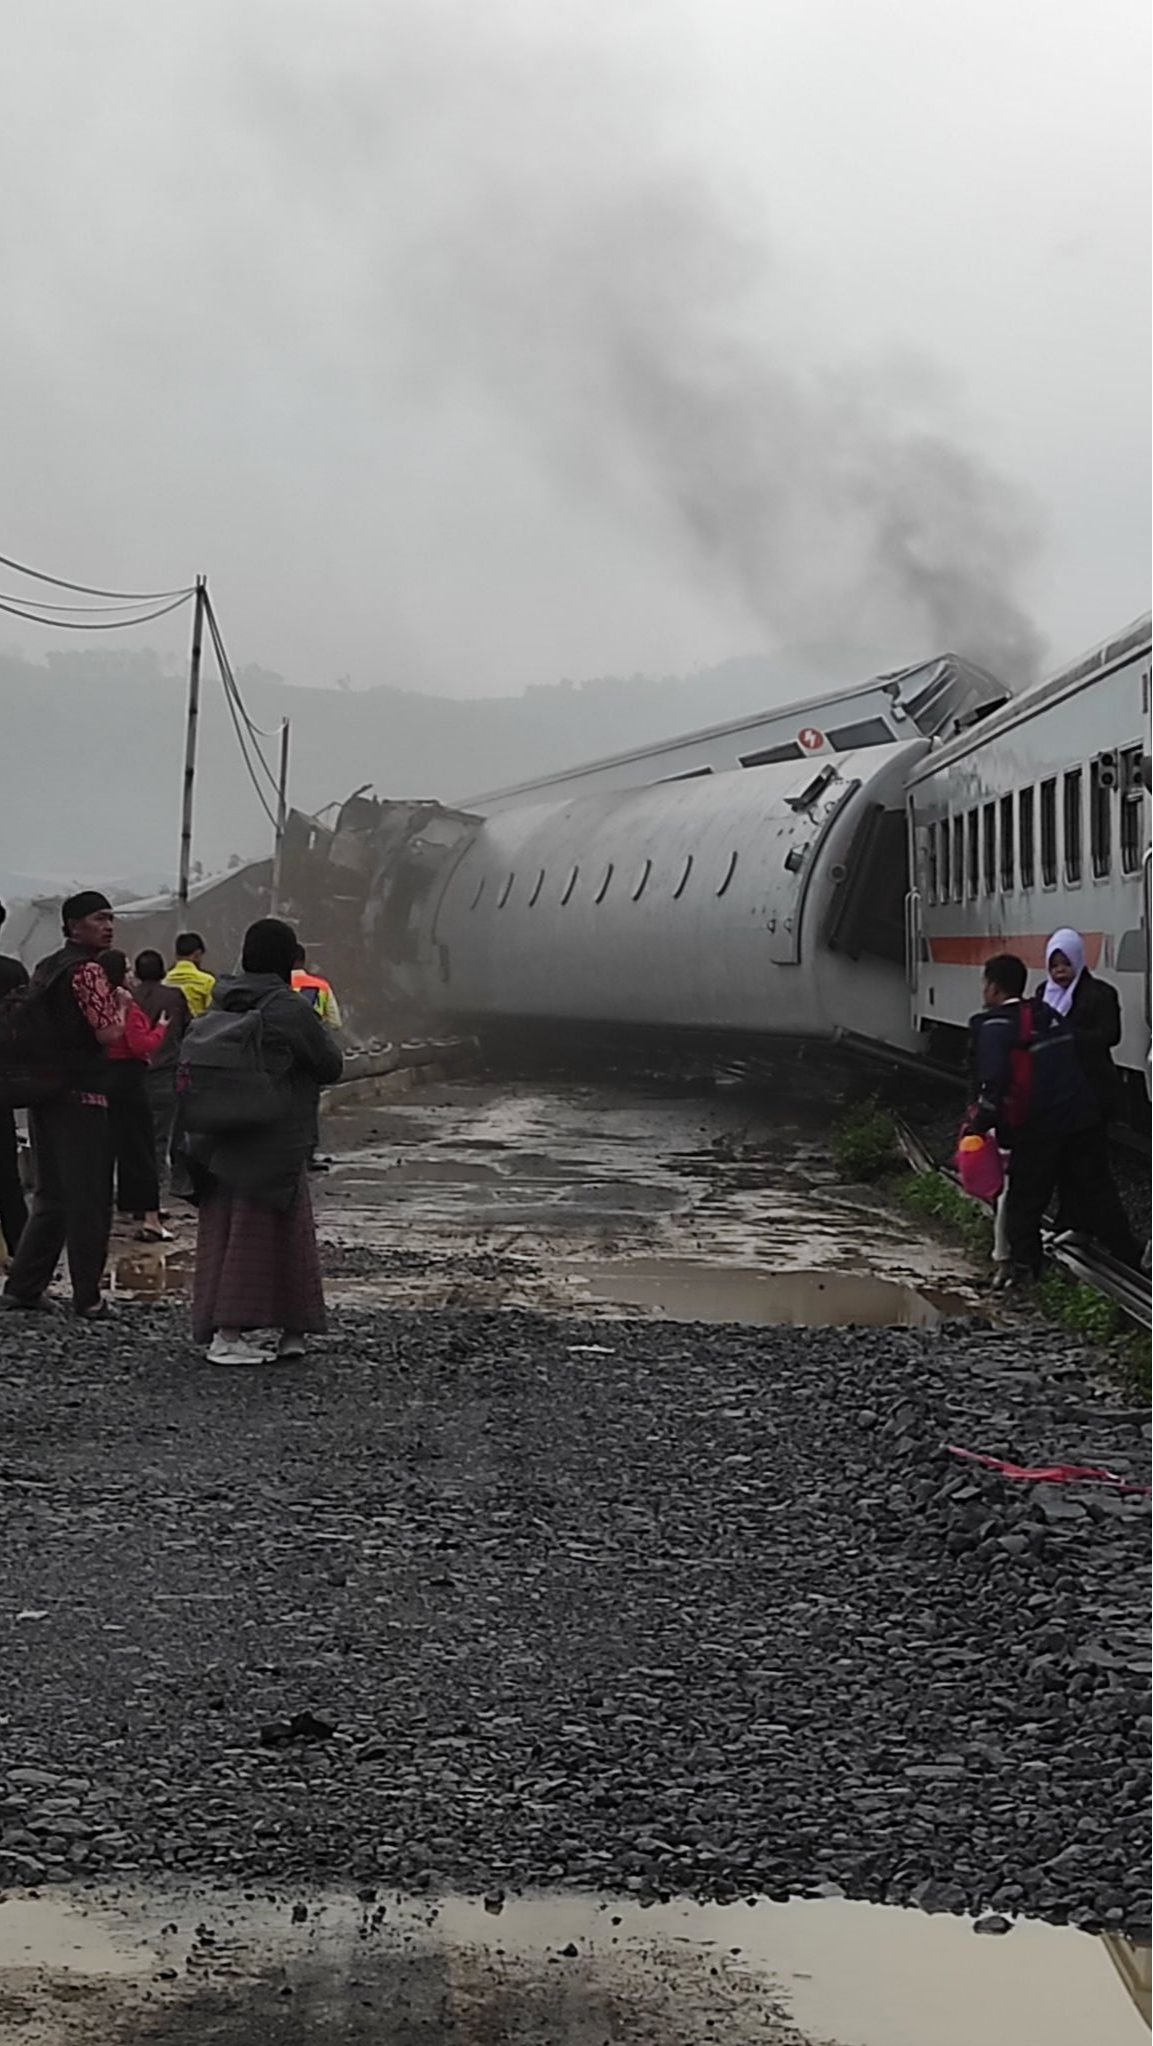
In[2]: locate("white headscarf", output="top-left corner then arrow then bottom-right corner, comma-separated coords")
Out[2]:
1042,928 -> 1085,1016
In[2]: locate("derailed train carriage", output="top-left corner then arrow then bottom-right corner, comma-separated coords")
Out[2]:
333,620 -> 1150,1095
906,614 -> 1151,1105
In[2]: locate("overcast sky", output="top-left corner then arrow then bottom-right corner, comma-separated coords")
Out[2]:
0,0 -> 1148,696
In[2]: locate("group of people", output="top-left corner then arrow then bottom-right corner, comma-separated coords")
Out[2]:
0,892 -> 343,1362
0,896 -> 1143,1355
968,926 -> 1143,1284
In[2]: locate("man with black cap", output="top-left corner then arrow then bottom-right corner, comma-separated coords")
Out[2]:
1,890 -> 124,1319
0,899 -> 30,1257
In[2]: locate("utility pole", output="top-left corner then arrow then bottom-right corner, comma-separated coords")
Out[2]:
270,717 -> 291,915
177,576 -> 207,922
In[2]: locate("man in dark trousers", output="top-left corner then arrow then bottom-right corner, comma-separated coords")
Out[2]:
0,900 -> 29,1257
968,953 -> 1097,1288
1,890 -> 124,1319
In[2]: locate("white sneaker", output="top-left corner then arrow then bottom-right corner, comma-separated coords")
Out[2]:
207,1330 -> 272,1366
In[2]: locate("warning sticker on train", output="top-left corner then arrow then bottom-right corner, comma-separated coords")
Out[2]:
797,726 -> 825,751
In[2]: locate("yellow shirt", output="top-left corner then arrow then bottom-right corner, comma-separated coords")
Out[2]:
164,958 -> 216,1018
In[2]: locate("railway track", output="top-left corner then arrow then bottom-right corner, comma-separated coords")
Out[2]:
893,1115 -> 1152,1332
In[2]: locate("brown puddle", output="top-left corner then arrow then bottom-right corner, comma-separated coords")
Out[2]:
570,1260 -> 969,1327
0,1886 -> 1147,2046
109,1250 -> 192,1298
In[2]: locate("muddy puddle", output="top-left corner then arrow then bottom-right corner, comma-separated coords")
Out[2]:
0,1885 -> 1146,2045
108,1080 -> 980,1330
320,1079 -> 980,1326
569,1260 -> 969,1326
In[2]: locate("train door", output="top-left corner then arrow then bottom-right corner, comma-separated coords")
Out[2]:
903,798 -> 925,1026
1136,748 -> 1144,1096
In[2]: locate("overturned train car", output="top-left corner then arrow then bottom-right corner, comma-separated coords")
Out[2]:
324,626 -> 1149,1088
409,742 -> 923,1052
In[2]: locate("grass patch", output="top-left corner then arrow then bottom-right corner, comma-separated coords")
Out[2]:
886,1160 -> 1150,1395
1033,1268 -> 1151,1394
886,1165 -> 993,1260
832,1101 -> 900,1182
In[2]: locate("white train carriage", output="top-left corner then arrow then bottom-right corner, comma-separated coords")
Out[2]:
418,739 -> 929,1051
905,614 -> 1151,1092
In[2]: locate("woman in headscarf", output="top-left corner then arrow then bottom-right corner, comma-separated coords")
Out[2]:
1038,929 -> 1142,1268
185,918 -> 344,1365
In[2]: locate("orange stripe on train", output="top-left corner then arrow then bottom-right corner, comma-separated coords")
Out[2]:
926,933 -> 1103,970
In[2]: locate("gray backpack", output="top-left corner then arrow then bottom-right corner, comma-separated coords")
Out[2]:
176,990 -> 284,1134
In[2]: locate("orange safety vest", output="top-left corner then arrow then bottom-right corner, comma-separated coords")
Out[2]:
291,969 -> 336,1020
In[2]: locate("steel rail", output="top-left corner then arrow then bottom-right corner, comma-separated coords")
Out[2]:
892,1116 -> 1152,1331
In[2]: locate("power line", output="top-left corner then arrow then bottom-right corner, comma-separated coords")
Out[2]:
0,591 -> 194,630
204,598 -> 281,792
203,590 -> 283,743
0,549 -> 194,601
203,598 -> 280,827
0,589 -> 180,614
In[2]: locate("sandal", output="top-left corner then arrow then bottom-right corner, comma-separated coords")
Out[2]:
134,1226 -> 174,1244
75,1300 -> 111,1321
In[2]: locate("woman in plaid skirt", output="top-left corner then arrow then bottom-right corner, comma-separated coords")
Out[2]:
184,918 -> 344,1366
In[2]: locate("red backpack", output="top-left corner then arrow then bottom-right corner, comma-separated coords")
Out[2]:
1001,999 -> 1035,1129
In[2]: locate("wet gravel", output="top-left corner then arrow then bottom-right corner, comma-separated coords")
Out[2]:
0,1303 -> 1148,1934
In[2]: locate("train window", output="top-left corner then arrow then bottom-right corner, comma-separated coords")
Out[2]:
632,857 -> 652,901
999,795 -> 1014,892
925,827 -> 938,903
982,802 -> 997,894
469,876 -> 486,910
673,854 -> 693,899
966,810 -> 979,898
594,863 -> 614,903
717,850 -> 739,897
561,865 -> 579,905
952,817 -> 964,901
1063,769 -> 1082,884
827,717 -> 892,750
1120,746 -> 1144,872
497,872 -> 515,908
1018,788 -> 1035,889
740,742 -> 801,768
1089,759 -> 1112,877
528,868 -> 545,906
1040,779 -> 1057,885
938,821 -> 951,901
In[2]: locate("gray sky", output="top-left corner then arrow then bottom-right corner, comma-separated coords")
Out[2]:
0,0 -> 1148,696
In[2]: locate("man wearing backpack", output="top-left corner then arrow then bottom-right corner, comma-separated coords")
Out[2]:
0,900 -> 29,1256
1,890 -> 124,1320
967,953 -> 1097,1289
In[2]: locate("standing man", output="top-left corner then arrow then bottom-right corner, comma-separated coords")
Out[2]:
967,953 -> 1096,1289
132,949 -> 189,1202
0,901 -> 29,1257
291,946 -> 343,1031
1,890 -> 124,1319
164,933 -> 215,1018
291,946 -> 343,1172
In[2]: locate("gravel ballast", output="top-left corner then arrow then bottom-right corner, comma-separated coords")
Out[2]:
0,1303 -> 1148,1933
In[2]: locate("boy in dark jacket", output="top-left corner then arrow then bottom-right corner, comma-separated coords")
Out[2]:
967,954 -> 1096,1285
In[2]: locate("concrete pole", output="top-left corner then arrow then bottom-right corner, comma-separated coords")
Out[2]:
270,717 -> 291,915
177,577 -> 207,924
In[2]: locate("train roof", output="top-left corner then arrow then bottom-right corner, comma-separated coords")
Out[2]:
464,652 -> 1004,812
905,612 -> 1152,786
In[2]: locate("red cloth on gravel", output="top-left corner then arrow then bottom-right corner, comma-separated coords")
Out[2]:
192,1173 -> 326,1342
